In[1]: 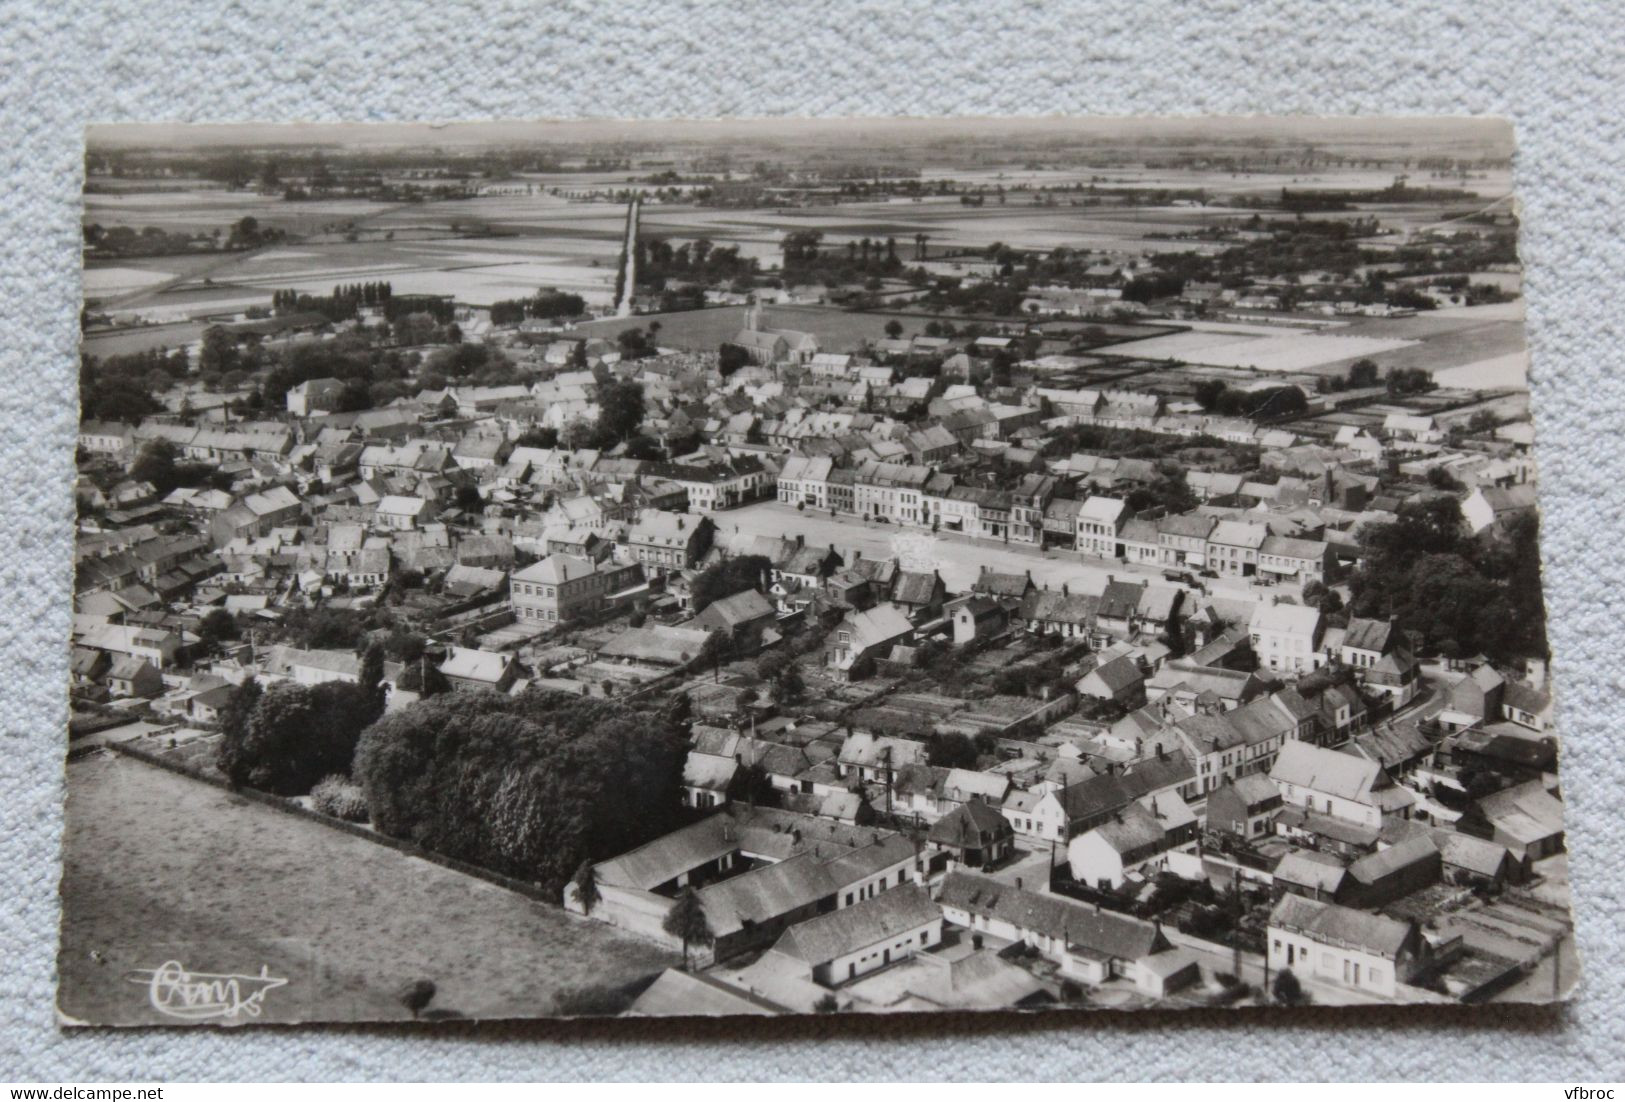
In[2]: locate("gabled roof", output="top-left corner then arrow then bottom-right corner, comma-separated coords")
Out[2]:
772,885 -> 940,967
683,751 -> 740,794
512,553 -> 598,585
1018,589 -> 1098,627
263,644 -> 361,679
1158,513 -> 1217,540
1136,585 -> 1182,623
1078,496 -> 1127,524
1098,579 -> 1147,621
694,587 -> 775,629
1249,601 -> 1321,637
838,731 -> 926,771
1225,772 -> 1281,807
941,768 -> 1010,804
1087,801 -> 1169,856
627,968 -> 785,1016
974,569 -> 1034,598
1272,849 -> 1347,893
1342,617 -> 1394,654
1081,655 -> 1144,695
1268,894 -> 1415,959
1208,519 -> 1267,549
1346,835 -> 1438,886
928,801 -> 1013,849
1270,741 -> 1384,802
1352,721 -> 1433,771
938,871 -> 1164,961
1475,780 -> 1564,843
594,813 -> 743,892
892,570 -> 943,607
838,604 -> 915,651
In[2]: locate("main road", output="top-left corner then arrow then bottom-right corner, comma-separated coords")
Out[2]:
716,500 -> 1272,603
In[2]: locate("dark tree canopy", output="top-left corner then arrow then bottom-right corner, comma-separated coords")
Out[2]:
353,691 -> 689,895
661,885 -> 715,969
927,732 -> 981,769
595,379 -> 646,444
1349,496 -> 1547,662
217,679 -> 379,795
717,343 -> 752,378
690,554 -> 773,613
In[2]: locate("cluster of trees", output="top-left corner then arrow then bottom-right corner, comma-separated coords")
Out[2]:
256,334 -> 379,408
1348,495 -> 1547,662
989,650 -> 1078,701
1120,271 -> 1186,303
353,690 -> 690,895
1123,466 -> 1200,517
422,342 -> 518,387
577,378 -> 644,448
382,294 -> 456,325
215,645 -> 387,796
690,554 -> 772,613
127,440 -> 232,496
926,731 -> 985,769
752,647 -> 806,706
78,347 -> 190,424
84,223 -> 235,259
1385,366 -> 1437,397
778,230 -> 909,288
717,342 -> 753,378
272,281 -> 392,321
1213,218 -> 1371,281
615,327 -> 658,361
488,290 -> 587,326
917,278 -> 1031,318
632,237 -> 757,293
1191,380 -> 1309,421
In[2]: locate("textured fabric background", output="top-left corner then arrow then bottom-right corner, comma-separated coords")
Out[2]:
3,0 -> 1620,1081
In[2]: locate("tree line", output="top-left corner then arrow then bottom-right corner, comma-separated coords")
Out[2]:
488,290 -> 587,326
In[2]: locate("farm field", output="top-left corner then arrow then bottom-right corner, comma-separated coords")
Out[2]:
1311,303 -> 1529,384
86,235 -> 625,315
1106,326 -> 1420,373
84,189 -> 395,234
1096,301 -> 1527,383
58,754 -> 676,1025
82,319 -> 208,359
568,303 -> 1170,356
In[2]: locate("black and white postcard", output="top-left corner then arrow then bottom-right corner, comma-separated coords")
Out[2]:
62,117 -> 1574,1025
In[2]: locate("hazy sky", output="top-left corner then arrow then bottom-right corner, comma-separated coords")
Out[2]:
87,115 -> 1514,157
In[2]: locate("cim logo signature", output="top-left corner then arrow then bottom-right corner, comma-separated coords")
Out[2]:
126,960 -> 289,1022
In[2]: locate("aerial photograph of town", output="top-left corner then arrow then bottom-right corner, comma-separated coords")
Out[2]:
60,116 -> 1573,1026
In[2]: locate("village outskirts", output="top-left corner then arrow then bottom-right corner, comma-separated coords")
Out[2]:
73,155 -> 1568,1016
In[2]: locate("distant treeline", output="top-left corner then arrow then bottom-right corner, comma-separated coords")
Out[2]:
489,290 -> 588,326
272,282 -> 395,323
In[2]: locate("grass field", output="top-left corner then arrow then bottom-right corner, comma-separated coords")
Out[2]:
58,754 -> 676,1025
569,303 -> 1170,356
